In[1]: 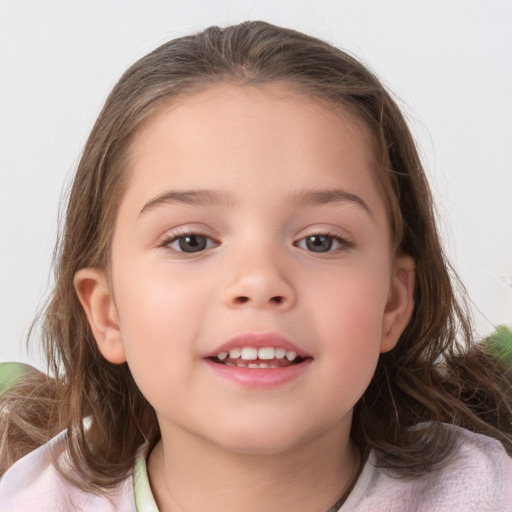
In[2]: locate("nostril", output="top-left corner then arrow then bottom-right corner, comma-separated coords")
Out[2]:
232,295 -> 285,305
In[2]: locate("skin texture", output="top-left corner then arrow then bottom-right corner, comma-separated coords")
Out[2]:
75,83 -> 415,512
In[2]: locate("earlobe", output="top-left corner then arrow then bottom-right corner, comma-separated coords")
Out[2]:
74,268 -> 127,364
380,255 -> 416,353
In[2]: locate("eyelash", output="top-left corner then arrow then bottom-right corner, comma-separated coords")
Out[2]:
160,229 -> 353,255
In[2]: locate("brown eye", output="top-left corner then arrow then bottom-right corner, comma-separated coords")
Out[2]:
169,234 -> 213,253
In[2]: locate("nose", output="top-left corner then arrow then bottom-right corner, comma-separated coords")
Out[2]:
222,248 -> 297,311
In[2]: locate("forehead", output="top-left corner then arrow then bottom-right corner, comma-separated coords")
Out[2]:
121,82 -> 384,216
132,83 -> 375,152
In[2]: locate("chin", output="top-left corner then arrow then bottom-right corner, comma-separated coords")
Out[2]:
207,420 -> 323,456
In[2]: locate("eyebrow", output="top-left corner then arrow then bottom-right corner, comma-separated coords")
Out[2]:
289,188 -> 373,216
139,187 -> 372,217
139,189 -> 233,215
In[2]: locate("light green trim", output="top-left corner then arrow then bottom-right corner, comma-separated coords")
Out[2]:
133,448 -> 160,512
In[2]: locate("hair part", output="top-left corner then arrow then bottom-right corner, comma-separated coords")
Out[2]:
1,21 -> 511,490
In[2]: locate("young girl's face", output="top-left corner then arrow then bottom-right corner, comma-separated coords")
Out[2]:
77,83 -> 414,455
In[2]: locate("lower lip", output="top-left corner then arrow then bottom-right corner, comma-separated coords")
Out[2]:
204,359 -> 312,388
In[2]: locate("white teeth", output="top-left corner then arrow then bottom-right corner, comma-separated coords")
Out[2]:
216,346 -> 301,363
240,347 -> 258,360
258,347 -> 275,360
285,351 -> 297,361
275,348 -> 286,359
229,348 -> 241,359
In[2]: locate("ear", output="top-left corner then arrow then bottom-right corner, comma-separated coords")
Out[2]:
380,255 -> 415,353
74,268 -> 126,364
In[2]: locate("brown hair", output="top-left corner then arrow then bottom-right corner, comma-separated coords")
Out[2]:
1,21 -> 511,490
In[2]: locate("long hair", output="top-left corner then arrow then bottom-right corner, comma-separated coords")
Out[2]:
1,21 -> 510,490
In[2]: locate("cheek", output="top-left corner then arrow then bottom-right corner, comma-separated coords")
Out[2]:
111,262 -> 205,381
309,259 -> 391,328
114,257 -> 202,329
307,263 -> 390,382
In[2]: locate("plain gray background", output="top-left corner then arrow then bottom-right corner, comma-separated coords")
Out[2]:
1,0 -> 511,367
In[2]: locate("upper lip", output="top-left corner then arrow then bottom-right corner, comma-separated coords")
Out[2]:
204,332 -> 310,358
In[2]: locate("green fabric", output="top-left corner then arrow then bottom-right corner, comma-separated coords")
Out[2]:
0,362 -> 32,395
483,324 -> 512,370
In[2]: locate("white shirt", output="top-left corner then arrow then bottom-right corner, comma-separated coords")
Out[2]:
1,425 -> 511,511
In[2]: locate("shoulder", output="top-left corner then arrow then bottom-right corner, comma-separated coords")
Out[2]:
451,424 -> 512,474
344,424 -> 512,512
0,431 -> 137,512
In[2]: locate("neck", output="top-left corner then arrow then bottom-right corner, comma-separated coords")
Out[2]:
147,421 -> 360,512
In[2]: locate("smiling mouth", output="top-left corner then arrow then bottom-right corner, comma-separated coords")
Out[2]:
208,347 -> 308,368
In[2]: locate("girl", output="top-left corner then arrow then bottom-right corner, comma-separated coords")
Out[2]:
0,21 -> 511,511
